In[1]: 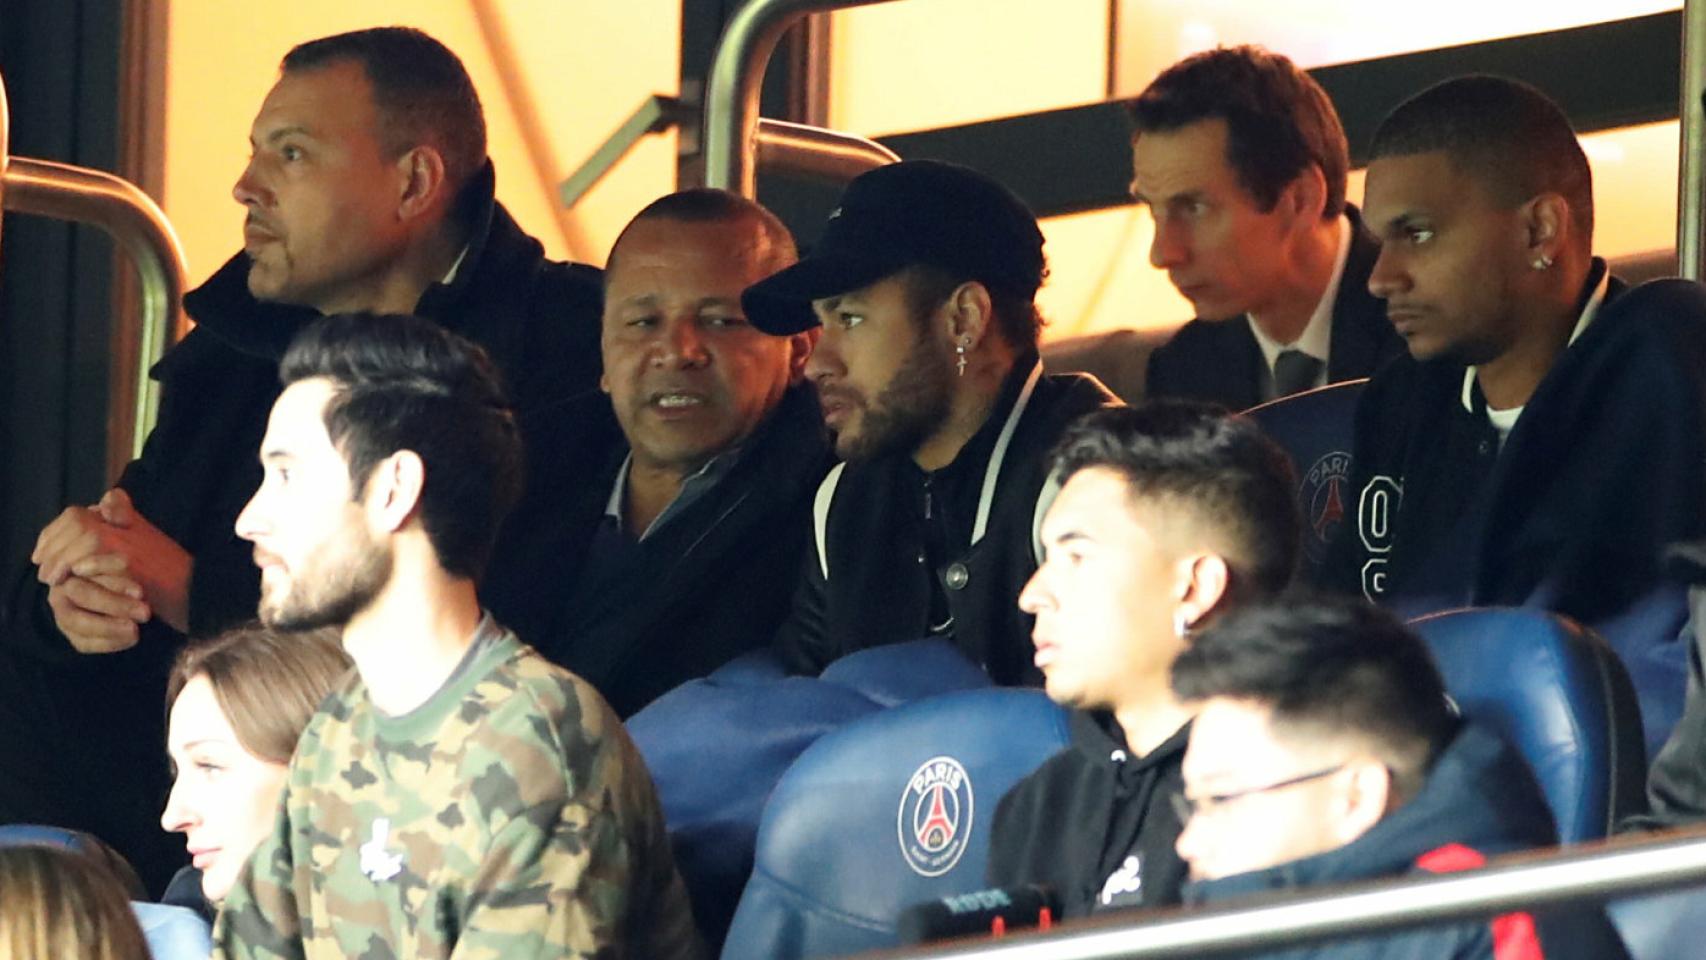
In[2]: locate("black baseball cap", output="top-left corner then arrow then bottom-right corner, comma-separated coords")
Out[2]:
743,160 -> 1046,335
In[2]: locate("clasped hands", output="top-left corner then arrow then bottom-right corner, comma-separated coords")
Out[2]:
31,489 -> 191,654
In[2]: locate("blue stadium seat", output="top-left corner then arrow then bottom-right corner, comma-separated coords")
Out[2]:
628,639 -> 992,950
721,687 -> 1071,959
1609,884 -> 1706,960
132,902 -> 214,959
1587,583 -> 1692,759
1409,608 -> 1647,842
818,636 -> 996,709
1243,379 -> 1367,584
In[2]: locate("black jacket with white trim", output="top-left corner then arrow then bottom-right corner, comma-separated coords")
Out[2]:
772,357 -> 1116,683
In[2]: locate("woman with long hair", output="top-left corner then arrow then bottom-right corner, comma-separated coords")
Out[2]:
159,623 -> 351,915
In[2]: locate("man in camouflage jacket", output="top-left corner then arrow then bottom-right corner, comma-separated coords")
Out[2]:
214,314 -> 702,959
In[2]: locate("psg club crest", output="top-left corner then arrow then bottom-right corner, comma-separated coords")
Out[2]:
1301,451 -> 1352,565
898,756 -> 974,877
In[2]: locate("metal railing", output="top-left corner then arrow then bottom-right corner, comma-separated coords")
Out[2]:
559,98 -> 898,209
754,116 -> 900,181
703,0 -> 903,196
0,72 -> 188,462
855,827 -> 1706,959
1681,0 -> 1706,281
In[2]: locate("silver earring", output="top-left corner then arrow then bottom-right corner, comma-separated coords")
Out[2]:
1173,609 -> 1192,640
1532,254 -> 1553,271
955,339 -> 969,377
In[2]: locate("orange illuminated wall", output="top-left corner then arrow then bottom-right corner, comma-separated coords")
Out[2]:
1109,0 -> 1681,91
161,0 -> 682,287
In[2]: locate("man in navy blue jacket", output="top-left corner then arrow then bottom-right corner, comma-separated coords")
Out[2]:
1318,76 -> 1706,631
1171,598 -> 1628,959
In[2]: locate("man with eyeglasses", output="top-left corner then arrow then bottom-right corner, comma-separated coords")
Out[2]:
983,403 -> 1300,919
1170,598 -> 1628,959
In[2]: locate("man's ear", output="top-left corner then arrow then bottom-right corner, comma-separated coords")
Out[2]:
395,146 -> 449,223
1281,164 -> 1329,227
786,328 -> 819,384
1332,760 -> 1393,846
1521,192 -> 1569,266
1175,553 -> 1230,632
942,280 -> 995,353
365,450 -> 425,533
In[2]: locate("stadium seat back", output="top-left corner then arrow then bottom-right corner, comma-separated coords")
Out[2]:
1244,379 -> 1367,584
629,639 -> 992,950
1410,607 -> 1646,842
722,687 -> 1071,959
1609,886 -> 1706,960
1585,582 -> 1692,759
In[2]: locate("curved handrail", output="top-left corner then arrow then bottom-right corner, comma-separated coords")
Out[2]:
0,74 -> 188,462
854,826 -> 1706,959
756,117 -> 901,182
703,0 -> 901,196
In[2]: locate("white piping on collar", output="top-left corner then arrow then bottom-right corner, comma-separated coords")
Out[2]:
973,360 -> 1044,545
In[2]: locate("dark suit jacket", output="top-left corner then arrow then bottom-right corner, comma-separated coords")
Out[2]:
1145,206 -> 1402,411
486,382 -> 833,717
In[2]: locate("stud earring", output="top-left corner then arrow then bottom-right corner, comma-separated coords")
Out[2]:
1532,254 -> 1553,271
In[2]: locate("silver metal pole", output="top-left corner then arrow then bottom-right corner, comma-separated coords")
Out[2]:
756,117 -> 900,182
1680,0 -> 1706,280
703,0 -> 898,197
856,828 -> 1706,960
2,155 -> 187,459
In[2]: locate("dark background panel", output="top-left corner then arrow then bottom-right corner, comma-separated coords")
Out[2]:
0,0 -> 122,605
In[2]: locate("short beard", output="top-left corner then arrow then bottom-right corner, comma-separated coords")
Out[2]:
263,532 -> 394,632
838,326 -> 956,462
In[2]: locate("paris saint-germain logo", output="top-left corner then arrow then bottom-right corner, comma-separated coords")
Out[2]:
1302,451 -> 1352,565
897,756 -> 974,877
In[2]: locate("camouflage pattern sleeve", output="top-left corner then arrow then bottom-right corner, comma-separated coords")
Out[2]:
447,799 -> 624,958
448,665 -> 703,959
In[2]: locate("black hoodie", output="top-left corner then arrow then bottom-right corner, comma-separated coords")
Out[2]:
985,710 -> 1189,919
1184,724 -> 1630,960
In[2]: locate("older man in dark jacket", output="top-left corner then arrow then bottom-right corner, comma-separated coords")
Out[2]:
485,190 -> 829,717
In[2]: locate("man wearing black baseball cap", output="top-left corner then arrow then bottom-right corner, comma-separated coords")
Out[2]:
746,160 -> 1117,683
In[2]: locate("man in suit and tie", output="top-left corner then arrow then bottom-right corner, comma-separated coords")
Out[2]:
1132,46 -> 1403,409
